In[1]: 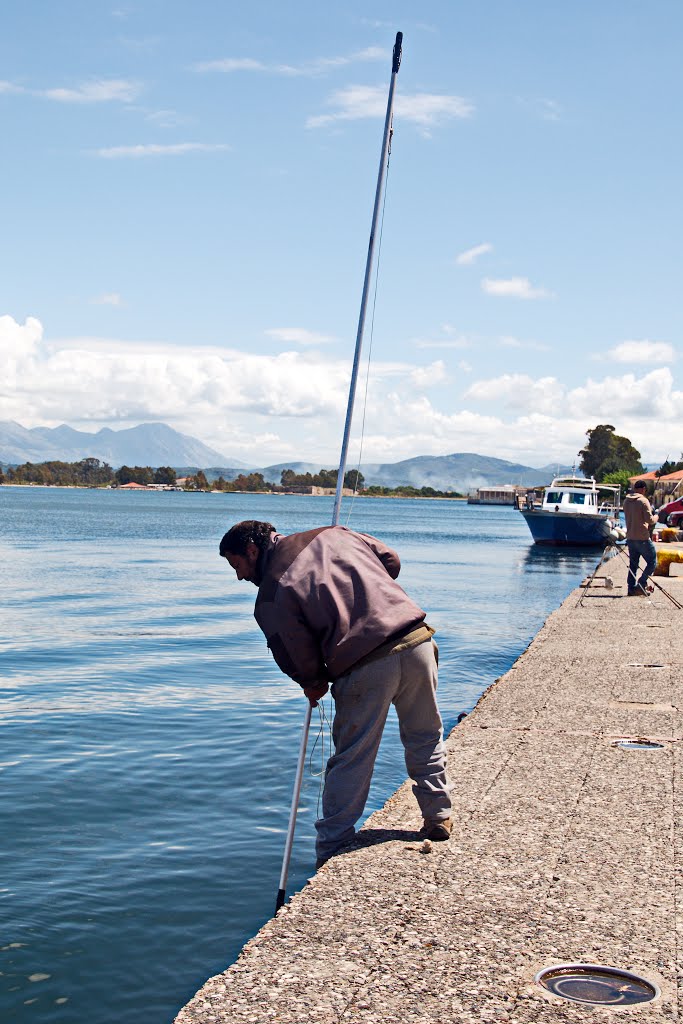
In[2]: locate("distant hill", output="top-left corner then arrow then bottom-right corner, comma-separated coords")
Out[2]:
0,420 -> 245,469
211,454 -> 572,491
356,453 -> 561,492
0,420 -> 572,490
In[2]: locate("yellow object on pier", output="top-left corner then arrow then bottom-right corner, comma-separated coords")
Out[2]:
654,545 -> 683,576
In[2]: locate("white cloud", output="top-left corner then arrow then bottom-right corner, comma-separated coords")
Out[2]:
195,57 -> 270,73
411,360 -> 446,388
465,373 -> 564,414
606,339 -> 677,364
94,142 -> 230,158
265,327 -> 335,346
0,317 -> 350,457
413,324 -> 472,350
43,79 -> 141,103
0,313 -> 43,362
3,315 -> 679,467
92,293 -> 123,307
145,109 -> 187,128
481,276 -> 553,300
0,80 -> 24,95
456,243 -> 493,265
307,86 -> 473,129
567,368 -> 681,419
462,367 -> 683,434
397,91 -> 474,126
194,48 -> 387,76
415,335 -> 471,350
499,335 -> 550,352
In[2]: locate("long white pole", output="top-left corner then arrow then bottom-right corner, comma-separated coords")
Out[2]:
275,31 -> 403,914
332,32 -> 403,526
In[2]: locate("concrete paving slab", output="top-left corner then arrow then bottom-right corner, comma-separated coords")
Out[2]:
174,553 -> 682,1023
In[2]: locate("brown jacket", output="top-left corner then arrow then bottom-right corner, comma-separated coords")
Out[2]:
623,492 -> 657,541
254,526 -> 425,687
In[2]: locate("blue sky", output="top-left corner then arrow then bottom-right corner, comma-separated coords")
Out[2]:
1,1 -> 681,468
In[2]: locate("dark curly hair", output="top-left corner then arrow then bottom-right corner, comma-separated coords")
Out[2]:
219,520 -> 276,558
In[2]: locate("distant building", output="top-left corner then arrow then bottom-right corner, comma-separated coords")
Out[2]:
467,485 -> 527,505
628,472 -> 658,484
283,485 -> 355,496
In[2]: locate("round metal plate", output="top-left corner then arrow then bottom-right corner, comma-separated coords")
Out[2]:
535,964 -> 658,1006
615,740 -> 665,751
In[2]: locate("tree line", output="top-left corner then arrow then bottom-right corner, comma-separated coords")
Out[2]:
0,459 -> 179,488
0,459 -> 466,498
0,462 -> 370,491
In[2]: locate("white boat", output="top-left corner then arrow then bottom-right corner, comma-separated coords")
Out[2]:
516,475 -> 621,546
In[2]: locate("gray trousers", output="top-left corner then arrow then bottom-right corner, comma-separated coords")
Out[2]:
315,638 -> 451,860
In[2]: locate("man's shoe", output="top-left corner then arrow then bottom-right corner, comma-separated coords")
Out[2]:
628,588 -> 646,597
422,818 -> 452,841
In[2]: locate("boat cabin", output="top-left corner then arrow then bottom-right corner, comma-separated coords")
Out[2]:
544,486 -> 599,513
540,476 -> 620,516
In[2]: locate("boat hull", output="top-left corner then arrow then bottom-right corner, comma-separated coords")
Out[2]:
519,509 -> 613,546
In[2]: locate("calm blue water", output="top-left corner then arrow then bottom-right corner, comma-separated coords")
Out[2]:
0,488 -> 601,1023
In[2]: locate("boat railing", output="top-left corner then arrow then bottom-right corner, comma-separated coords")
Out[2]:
596,483 -> 621,517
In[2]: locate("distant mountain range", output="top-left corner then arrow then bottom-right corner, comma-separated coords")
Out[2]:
0,420 -> 245,471
0,419 -> 570,491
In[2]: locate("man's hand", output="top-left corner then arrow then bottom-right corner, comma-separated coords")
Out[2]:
303,681 -> 329,707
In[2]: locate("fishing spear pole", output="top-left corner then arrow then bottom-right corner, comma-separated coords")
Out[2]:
275,30 -> 403,914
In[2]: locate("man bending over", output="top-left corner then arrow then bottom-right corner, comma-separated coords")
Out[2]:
219,520 -> 452,866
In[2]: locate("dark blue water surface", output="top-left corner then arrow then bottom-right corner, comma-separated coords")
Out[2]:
0,488 -> 601,1023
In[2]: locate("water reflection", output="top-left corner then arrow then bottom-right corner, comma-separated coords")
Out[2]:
520,542 -> 607,574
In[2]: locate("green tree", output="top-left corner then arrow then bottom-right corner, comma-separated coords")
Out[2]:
316,468 -> 338,488
657,454 -> 683,476
231,472 -> 270,491
601,469 -> 635,491
115,465 -> 154,485
154,466 -> 177,485
579,425 -> 643,480
344,469 -> 365,491
74,458 -> 113,486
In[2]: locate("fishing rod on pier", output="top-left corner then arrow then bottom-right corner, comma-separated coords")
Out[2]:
611,543 -> 683,609
275,30 -> 403,915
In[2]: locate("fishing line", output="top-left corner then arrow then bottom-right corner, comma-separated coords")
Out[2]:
344,127 -> 394,527
308,697 -> 334,817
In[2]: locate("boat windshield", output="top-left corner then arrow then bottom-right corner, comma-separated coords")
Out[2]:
568,493 -> 587,504
546,491 -> 562,503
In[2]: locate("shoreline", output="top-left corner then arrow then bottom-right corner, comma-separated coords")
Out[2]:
0,483 -> 469,500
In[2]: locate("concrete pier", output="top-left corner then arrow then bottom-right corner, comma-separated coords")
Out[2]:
175,553 -> 682,1023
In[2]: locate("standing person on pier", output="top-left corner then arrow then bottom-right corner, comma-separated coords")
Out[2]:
219,519 -> 452,866
623,480 -> 658,596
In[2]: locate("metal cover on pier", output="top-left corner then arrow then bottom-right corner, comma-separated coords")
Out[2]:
535,964 -> 659,1006
614,739 -> 665,751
